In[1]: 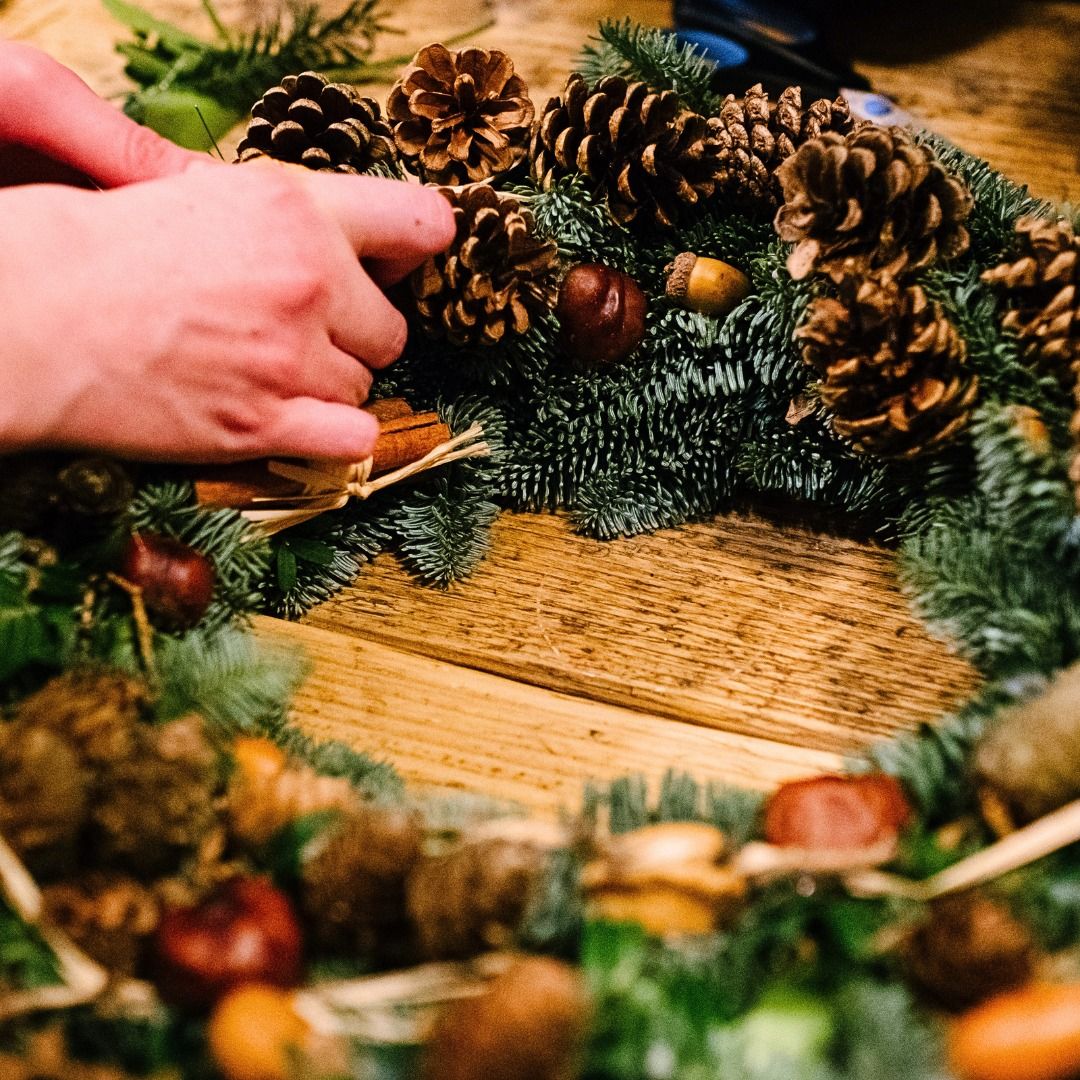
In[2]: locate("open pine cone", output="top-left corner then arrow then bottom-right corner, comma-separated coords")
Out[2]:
388,44 -> 534,184
712,83 -> 857,207
410,183 -> 559,346
982,215 -> 1079,376
796,272 -> 977,458
236,71 -> 397,174
775,125 -> 973,280
531,73 -> 724,227
92,715 -> 221,877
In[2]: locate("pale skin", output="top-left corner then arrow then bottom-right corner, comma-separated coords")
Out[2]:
0,42 -> 456,462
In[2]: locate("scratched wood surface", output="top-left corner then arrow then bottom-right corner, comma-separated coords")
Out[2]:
4,0 -> 1076,809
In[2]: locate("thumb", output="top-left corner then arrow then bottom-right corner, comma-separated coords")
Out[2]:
0,42 -> 203,187
263,400 -> 381,461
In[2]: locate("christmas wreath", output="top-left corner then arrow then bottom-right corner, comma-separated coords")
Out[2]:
3,12 -> 1080,1080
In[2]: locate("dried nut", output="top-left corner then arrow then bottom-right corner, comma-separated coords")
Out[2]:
209,984 -> 312,1080
556,263 -> 647,368
583,823 -> 744,935
665,252 -> 751,316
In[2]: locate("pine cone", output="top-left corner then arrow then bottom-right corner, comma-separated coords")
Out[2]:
0,1028 -> 147,1080
300,804 -> 423,963
0,724 -> 88,876
42,872 -> 161,976
236,71 -> 398,174
408,834 -> 555,960
531,73 -> 724,227
775,125 -> 973,280
902,891 -> 1036,1011
228,759 -> 359,849
796,273 -> 977,458
712,83 -> 856,207
55,458 -> 133,517
982,216 -> 1079,376
92,714 -> 221,877
388,44 -> 534,184
13,668 -> 148,767
410,184 -> 559,346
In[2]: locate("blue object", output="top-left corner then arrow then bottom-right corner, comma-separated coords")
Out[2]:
675,28 -> 750,69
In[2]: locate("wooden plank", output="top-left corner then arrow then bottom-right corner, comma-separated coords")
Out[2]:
255,616 -> 843,814
304,512 -> 981,755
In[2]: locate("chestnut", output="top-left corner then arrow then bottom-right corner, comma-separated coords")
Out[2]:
121,532 -> 215,630
555,263 -> 647,369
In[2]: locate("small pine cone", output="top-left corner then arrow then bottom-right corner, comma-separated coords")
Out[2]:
92,715 -> 221,877
775,125 -> 973,280
796,273 -> 977,458
407,831 -> 557,960
0,453 -> 62,534
42,872 -> 161,976
902,891 -> 1036,1011
55,457 -> 133,517
228,761 -> 359,849
236,71 -> 397,174
982,216 -> 1079,376
300,804 -> 423,963
0,1028 -> 142,1080
388,44 -> 534,184
0,724 -> 88,876
13,668 -> 148,767
410,184 -> 559,347
531,73 -> 724,227
712,83 -> 857,208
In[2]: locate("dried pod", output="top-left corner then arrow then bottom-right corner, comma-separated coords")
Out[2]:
975,662 -> 1080,827
763,774 -> 912,851
582,821 -> 745,935
665,253 -> 751,317
556,263 -> 648,369
422,956 -> 589,1080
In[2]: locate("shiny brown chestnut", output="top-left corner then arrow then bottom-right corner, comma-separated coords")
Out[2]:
555,263 -> 647,369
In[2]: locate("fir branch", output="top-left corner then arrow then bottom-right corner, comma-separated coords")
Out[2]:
127,481 -> 269,632
577,20 -> 721,115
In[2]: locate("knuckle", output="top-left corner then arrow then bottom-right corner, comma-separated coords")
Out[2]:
116,122 -> 180,181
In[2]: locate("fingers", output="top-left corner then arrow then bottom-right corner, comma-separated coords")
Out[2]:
263,398 -> 380,461
295,339 -> 374,405
0,42 -> 202,187
301,171 -> 456,264
327,267 -> 409,370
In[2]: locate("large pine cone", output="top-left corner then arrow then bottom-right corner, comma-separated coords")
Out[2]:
407,832 -> 556,960
796,273 -> 977,458
982,216 -> 1079,375
300,804 -> 423,963
388,45 -> 534,184
92,715 -> 220,877
42,872 -> 161,977
712,83 -> 857,207
775,125 -> 973,280
13,668 -> 147,767
0,725 -> 87,876
236,70 -> 398,174
902,891 -> 1036,1011
531,73 -> 724,227
410,184 -> 559,347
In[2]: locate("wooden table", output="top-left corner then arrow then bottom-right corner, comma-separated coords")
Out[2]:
4,0 -> 1078,814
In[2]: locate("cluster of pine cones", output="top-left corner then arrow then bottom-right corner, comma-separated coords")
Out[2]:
233,52 -> 870,352
232,45 -> 1079,469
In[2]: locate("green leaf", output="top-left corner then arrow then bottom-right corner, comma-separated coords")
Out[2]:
102,0 -> 205,52
286,538 -> 337,567
276,545 -> 298,594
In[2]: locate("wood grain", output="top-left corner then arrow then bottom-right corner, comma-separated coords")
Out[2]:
255,616 -> 843,814
305,512 -> 981,755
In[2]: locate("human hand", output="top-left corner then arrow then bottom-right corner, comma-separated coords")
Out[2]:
0,162 -> 454,462
0,41 -> 200,188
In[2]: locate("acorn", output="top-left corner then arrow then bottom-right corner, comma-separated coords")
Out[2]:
665,253 -> 751,317
555,263 -> 647,369
120,532 -> 215,630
